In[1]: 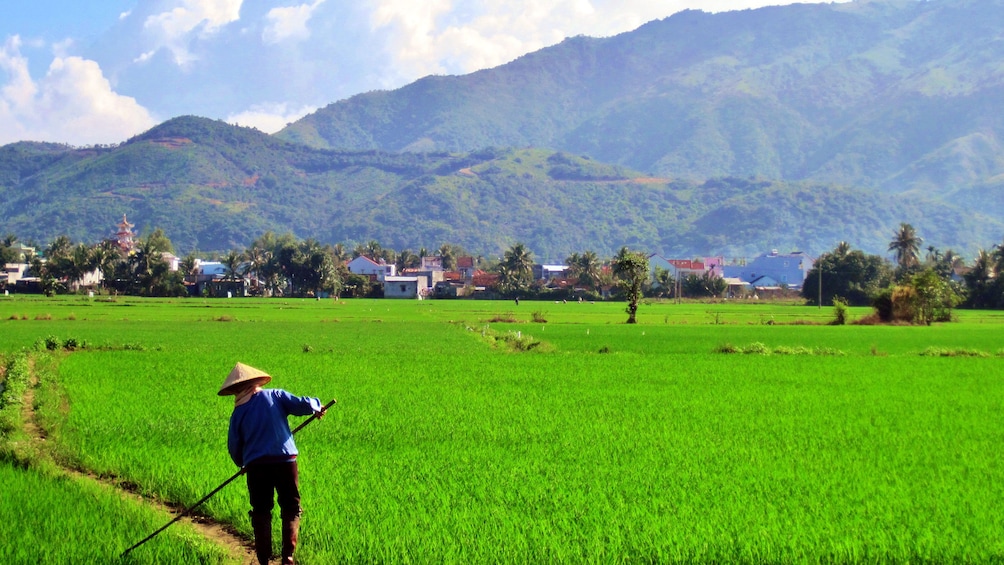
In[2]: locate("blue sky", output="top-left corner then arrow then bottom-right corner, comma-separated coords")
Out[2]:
0,0 -> 851,146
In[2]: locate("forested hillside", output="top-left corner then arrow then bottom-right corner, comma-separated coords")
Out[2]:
3,1 -> 1004,259
1,116 -> 998,259
278,0 -> 1004,216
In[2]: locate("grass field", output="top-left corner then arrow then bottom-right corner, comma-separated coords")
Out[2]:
2,296 -> 1003,563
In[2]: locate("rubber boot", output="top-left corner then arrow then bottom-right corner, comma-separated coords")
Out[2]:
280,513 -> 300,565
250,511 -> 273,565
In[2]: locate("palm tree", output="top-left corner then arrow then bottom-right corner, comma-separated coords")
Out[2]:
330,243 -> 348,264
653,267 -> 675,298
90,241 -> 120,290
889,223 -> 922,271
130,235 -> 169,295
438,244 -> 463,271
0,235 -> 16,264
260,250 -> 283,296
925,245 -> 941,264
500,243 -> 534,292
179,253 -> 199,279
365,240 -> 383,260
959,249 -> 993,308
576,250 -> 602,291
223,250 -> 245,281
993,239 -> 1004,276
63,243 -> 95,292
396,249 -> 418,272
243,246 -> 264,280
565,252 -> 581,275
969,249 -> 993,285
835,241 -> 851,257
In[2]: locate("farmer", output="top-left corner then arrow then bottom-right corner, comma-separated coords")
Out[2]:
219,362 -> 326,565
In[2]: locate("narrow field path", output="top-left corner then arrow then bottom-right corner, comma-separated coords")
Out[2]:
20,357 -> 257,564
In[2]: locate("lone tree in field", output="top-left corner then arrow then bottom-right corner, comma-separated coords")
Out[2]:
612,247 -> 649,324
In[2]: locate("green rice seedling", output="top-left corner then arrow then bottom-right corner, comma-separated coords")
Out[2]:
2,298 -> 1004,563
0,462 -> 238,564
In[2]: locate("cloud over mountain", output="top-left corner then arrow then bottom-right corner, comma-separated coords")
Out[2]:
0,0 -> 851,146
0,36 -> 154,145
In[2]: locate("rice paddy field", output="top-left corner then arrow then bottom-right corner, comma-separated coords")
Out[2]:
2,295 -> 1004,564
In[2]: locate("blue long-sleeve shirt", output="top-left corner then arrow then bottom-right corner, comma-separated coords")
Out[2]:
227,389 -> 323,467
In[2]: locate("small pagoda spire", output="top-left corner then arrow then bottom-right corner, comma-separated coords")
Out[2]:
115,214 -> 136,253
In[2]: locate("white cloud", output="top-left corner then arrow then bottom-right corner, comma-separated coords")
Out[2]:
367,0 -> 680,81
263,0 -> 326,45
143,0 -> 243,65
226,102 -> 317,133
371,0 -> 454,78
367,0 -> 853,83
0,36 -> 156,145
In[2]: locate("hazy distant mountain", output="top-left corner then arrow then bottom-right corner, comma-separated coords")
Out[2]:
1,116 -> 998,260
278,0 -> 1004,210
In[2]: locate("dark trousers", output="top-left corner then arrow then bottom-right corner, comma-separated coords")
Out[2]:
247,459 -> 301,520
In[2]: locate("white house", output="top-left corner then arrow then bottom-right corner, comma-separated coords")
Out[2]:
198,261 -> 227,278
383,275 -> 429,299
161,252 -> 181,272
4,263 -> 30,286
347,256 -> 396,281
533,264 -> 569,281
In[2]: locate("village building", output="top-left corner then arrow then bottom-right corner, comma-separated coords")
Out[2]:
649,254 -> 709,281
347,256 -> 396,282
457,256 -> 476,281
384,275 -> 429,299
721,250 -> 814,290
533,264 -> 569,282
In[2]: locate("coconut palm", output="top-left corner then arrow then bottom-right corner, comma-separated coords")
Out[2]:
330,243 -> 348,264
365,240 -> 383,260
222,250 -> 245,281
62,243 -> 95,292
576,251 -> 602,291
888,222 -> 922,271
993,239 -> 1004,276
500,243 -> 534,291
130,234 -> 170,295
970,249 -> 993,284
0,234 -> 17,264
243,246 -> 264,279
438,243 -> 464,271
91,241 -> 121,290
396,249 -> 418,272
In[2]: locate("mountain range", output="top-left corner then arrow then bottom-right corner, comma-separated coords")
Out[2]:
2,0 -> 1003,261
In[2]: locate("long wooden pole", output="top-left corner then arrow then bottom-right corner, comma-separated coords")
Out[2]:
121,398 -> 337,558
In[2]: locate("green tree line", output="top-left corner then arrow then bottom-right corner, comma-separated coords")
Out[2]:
5,222 -> 1004,325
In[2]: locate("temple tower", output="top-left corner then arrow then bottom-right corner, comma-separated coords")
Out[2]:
115,214 -> 136,253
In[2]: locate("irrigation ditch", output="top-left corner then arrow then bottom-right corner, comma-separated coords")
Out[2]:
2,351 -> 256,564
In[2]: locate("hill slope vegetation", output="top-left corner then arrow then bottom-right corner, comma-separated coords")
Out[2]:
278,0 -> 1004,216
1,116 -> 998,259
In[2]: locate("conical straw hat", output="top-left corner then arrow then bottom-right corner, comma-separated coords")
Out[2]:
218,362 -> 272,396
